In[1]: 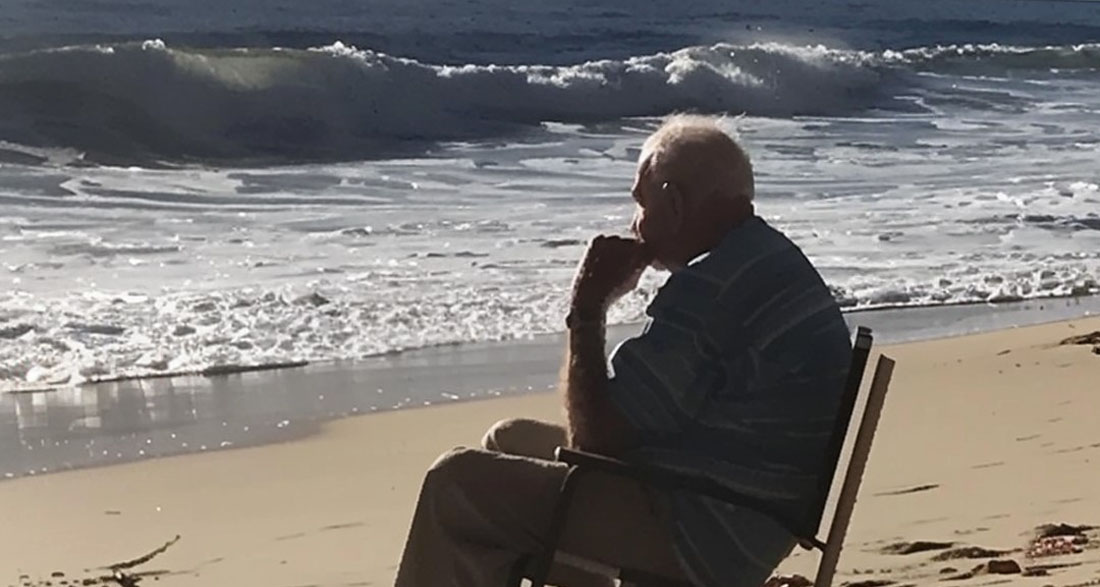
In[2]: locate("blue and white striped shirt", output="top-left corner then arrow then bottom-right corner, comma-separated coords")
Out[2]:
606,215 -> 851,587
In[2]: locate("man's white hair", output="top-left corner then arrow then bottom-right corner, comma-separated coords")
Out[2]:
642,113 -> 754,202
642,113 -> 743,147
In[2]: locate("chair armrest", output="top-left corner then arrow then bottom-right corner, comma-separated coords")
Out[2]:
554,447 -> 825,551
554,446 -> 649,478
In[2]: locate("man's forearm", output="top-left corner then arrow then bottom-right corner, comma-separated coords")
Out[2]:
561,316 -> 635,455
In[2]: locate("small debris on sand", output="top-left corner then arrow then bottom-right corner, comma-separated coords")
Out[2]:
1059,331 -> 1100,346
878,540 -> 954,555
932,546 -> 1013,561
12,536 -> 183,587
986,560 -> 1022,574
944,559 -> 1022,580
1027,524 -> 1092,558
1035,523 -> 1094,539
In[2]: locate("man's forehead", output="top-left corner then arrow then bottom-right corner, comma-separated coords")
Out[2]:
635,146 -> 656,175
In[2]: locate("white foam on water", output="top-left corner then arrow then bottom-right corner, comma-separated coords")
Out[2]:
2,112 -> 1099,389
2,36 -> 1100,390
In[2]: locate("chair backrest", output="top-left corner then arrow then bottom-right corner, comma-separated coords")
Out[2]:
797,326 -> 874,538
814,352 -> 895,587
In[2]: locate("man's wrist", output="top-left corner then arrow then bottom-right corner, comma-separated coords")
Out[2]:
565,305 -> 606,329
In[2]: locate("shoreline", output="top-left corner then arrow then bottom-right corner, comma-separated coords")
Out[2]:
2,295 -> 1098,482
4,293 -> 1099,398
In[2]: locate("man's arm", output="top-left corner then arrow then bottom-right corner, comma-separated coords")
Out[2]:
560,235 -> 651,455
560,316 -> 636,455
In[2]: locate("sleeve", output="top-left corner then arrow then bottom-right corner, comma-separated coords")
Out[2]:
605,316 -> 711,437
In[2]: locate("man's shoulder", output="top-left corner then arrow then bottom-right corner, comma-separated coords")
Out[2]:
650,219 -> 808,299
686,216 -> 819,289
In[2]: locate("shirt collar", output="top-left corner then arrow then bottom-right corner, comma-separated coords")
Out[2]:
685,215 -> 763,269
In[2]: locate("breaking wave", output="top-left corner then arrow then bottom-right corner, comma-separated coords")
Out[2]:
1,39 -> 1097,163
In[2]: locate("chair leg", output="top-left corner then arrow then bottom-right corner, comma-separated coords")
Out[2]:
527,466 -> 586,587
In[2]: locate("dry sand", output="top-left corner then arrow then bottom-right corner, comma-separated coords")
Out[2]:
2,317 -> 1100,587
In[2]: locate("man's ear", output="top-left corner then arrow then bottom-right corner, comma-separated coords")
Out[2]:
660,181 -> 686,233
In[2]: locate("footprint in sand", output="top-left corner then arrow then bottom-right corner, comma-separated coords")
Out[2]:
319,521 -> 366,532
971,461 -> 1005,470
274,521 -> 367,542
874,484 -> 939,497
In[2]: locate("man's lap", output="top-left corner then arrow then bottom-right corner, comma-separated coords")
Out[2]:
476,419 -> 794,586
422,419 -> 686,580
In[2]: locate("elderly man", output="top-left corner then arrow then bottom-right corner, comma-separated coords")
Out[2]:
394,115 -> 852,587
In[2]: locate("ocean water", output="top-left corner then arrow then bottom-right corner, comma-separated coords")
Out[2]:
1,0 -> 1099,390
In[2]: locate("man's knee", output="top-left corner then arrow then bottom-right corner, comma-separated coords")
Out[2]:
426,446 -> 484,483
481,418 -> 524,452
481,418 -> 566,458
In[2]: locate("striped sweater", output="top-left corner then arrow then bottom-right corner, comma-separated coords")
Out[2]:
606,215 -> 852,587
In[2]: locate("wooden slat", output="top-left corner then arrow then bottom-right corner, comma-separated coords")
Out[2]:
814,355 -> 895,587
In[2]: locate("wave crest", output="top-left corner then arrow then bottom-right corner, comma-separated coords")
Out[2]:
886,42 -> 1100,73
0,40 -> 887,163
1,39 -> 1097,163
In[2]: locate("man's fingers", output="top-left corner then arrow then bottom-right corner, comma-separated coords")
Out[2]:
582,235 -> 649,282
589,235 -> 645,253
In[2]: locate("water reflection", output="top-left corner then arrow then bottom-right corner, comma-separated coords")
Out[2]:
0,335 -> 565,480
0,375 -> 320,479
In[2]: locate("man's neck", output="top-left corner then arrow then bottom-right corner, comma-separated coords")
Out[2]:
678,205 -> 755,266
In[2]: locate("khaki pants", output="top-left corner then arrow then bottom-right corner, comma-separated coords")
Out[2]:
394,418 -> 687,587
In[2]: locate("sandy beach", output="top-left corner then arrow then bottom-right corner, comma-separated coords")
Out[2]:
3,2 -> 1100,586
3,316 -> 1100,587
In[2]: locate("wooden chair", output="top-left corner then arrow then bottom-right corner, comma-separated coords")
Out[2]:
510,326 -> 895,587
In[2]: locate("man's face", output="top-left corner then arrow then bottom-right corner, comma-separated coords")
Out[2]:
630,152 -> 680,269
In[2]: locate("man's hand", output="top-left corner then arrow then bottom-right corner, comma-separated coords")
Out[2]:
570,235 -> 652,312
